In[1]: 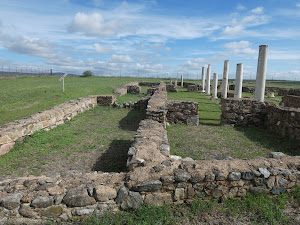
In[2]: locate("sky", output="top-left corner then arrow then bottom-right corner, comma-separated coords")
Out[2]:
0,0 -> 300,80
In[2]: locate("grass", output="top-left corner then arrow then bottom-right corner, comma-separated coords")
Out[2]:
0,106 -> 146,179
115,86 -> 150,104
0,75 -> 158,125
63,186 -> 300,225
167,88 -> 299,160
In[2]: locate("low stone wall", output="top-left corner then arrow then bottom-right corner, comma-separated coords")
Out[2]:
166,84 -> 178,93
127,85 -> 141,94
220,98 -> 274,126
0,96 -> 105,155
115,82 -> 140,96
281,95 -> 300,108
93,95 -> 116,106
146,82 -> 167,123
229,85 -> 300,96
126,119 -> 170,171
166,101 -> 199,126
221,98 -> 300,143
265,105 -> 300,141
138,82 -> 160,87
187,85 -> 198,92
278,88 -> 300,96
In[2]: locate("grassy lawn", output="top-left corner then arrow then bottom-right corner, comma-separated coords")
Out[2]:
167,88 -> 299,160
0,106 -> 146,180
64,186 -> 300,225
0,75 -> 157,125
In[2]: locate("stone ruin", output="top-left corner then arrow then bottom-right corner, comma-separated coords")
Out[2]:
1,44 -> 300,223
0,80 -> 299,224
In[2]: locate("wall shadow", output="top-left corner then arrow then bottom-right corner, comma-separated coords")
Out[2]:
92,140 -> 132,173
234,126 -> 299,156
119,109 -> 146,131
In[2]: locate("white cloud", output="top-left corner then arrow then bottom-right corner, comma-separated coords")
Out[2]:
297,3 -> 300,7
181,58 -> 207,69
0,33 -> 55,58
224,41 -> 251,49
93,43 -> 112,54
108,54 -> 134,63
251,7 -> 264,14
224,41 -> 256,55
69,12 -> 132,38
223,25 -> 244,35
237,4 -> 246,11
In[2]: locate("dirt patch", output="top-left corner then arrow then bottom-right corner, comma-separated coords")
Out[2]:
52,95 -> 61,99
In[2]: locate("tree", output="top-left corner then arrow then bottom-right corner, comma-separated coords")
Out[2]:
82,70 -> 93,77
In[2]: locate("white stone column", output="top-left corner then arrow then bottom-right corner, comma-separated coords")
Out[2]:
254,45 -> 268,102
181,74 -> 183,87
200,66 -> 205,92
234,63 -> 243,98
174,79 -> 177,87
205,64 -> 211,95
221,60 -> 229,98
212,73 -> 218,99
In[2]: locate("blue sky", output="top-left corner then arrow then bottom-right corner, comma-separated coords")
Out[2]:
0,0 -> 300,80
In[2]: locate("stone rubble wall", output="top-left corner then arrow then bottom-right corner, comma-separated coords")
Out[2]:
221,98 -> 300,142
92,95 -> 116,106
280,95 -> 300,108
166,84 -> 178,93
187,85 -> 198,92
115,82 -> 140,96
138,82 -> 160,87
220,98 -> 272,126
265,105 -> 300,141
127,85 -> 141,94
0,96 -> 108,155
229,84 -> 300,96
146,82 -> 168,123
166,101 -> 199,126
278,88 -> 300,96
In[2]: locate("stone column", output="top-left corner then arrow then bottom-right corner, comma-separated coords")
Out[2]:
221,60 -> 229,98
181,74 -> 183,87
175,79 -> 177,87
200,66 -> 205,92
205,64 -> 211,95
234,63 -> 243,98
254,45 -> 268,102
212,73 -> 218,99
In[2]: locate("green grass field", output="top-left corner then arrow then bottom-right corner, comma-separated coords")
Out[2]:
167,89 -> 299,160
0,75 -> 160,125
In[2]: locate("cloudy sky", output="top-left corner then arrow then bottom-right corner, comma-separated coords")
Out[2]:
0,0 -> 300,80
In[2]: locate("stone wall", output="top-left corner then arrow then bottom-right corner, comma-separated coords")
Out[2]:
220,98 -> 272,126
166,84 -> 178,93
146,82 -> 167,123
0,96 -> 105,155
127,85 -> 141,94
93,95 -> 116,106
265,105 -> 300,141
229,84 -> 300,96
115,82 -> 141,96
187,85 -> 198,92
166,101 -> 199,126
221,98 -> 300,143
138,82 -> 160,87
281,95 -> 300,108
278,88 -> 300,96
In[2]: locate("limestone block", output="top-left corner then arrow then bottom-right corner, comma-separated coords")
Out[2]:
93,185 -> 117,202
0,142 -> 15,155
